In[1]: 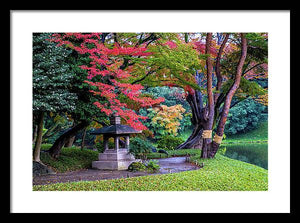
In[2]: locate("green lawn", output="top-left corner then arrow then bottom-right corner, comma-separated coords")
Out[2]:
34,122 -> 268,191
33,151 -> 267,191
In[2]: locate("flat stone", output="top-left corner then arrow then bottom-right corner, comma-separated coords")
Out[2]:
92,160 -> 140,170
92,149 -> 141,170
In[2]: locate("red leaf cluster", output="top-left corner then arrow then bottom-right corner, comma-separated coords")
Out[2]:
50,33 -> 164,131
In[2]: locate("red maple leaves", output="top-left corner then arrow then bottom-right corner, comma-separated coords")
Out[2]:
50,33 -> 164,131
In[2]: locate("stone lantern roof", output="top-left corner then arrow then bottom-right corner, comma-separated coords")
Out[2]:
91,114 -> 142,135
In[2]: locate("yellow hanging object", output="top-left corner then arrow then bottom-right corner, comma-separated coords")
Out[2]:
202,130 -> 212,139
213,134 -> 223,144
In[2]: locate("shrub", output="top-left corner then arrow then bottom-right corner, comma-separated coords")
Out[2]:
141,103 -> 188,138
157,135 -> 185,150
128,162 -> 147,172
145,160 -> 160,173
128,160 -> 160,173
129,137 -> 155,156
224,98 -> 267,136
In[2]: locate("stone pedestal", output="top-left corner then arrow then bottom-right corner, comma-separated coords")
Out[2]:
92,149 -> 140,170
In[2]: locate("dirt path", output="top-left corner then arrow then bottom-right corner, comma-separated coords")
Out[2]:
33,157 -> 200,185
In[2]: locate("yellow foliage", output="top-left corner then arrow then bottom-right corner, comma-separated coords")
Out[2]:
254,92 -> 268,106
151,104 -> 186,136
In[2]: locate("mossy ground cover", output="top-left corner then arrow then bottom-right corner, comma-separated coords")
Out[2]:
39,144 -> 98,172
33,152 -> 268,191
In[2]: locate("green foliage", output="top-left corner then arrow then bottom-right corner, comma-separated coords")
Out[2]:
143,86 -> 189,108
129,137 -> 155,156
216,147 -> 227,156
66,54 -> 107,123
224,121 -> 268,143
94,139 -> 115,153
145,160 -> 160,173
140,86 -> 192,135
42,113 -> 74,144
220,77 -> 266,101
245,33 -> 268,62
33,33 -> 107,125
127,160 -> 160,173
225,98 -> 267,135
141,103 -> 189,138
156,135 -> 185,150
128,162 -> 147,172
33,33 -> 77,113
40,146 -> 98,172
39,144 -> 53,151
237,77 -> 266,99
136,36 -> 202,90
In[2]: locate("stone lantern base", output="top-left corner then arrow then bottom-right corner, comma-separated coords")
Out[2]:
92,149 -> 141,170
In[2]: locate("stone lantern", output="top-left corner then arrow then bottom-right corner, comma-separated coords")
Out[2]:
91,114 -> 142,170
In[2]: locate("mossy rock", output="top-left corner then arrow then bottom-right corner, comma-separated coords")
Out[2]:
33,161 -> 56,177
128,162 -> 147,172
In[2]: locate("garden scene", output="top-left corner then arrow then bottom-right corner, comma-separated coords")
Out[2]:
32,32 -> 268,191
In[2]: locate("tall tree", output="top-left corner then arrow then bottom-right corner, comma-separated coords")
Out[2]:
32,33 -> 77,162
176,33 -> 267,158
208,33 -> 248,157
127,32 -> 267,158
46,33 -> 166,158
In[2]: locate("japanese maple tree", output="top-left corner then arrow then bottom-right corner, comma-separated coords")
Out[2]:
175,33 -> 268,158
128,32 -> 267,158
50,33 -> 165,132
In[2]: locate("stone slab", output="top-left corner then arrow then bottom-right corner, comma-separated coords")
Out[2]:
92,149 -> 141,170
92,159 -> 141,170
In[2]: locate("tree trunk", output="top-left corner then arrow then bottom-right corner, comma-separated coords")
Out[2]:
201,33 -> 214,159
81,127 -> 87,149
64,122 -> 76,147
176,33 -> 247,160
176,91 -> 204,150
32,124 -> 38,144
33,112 -> 44,162
64,136 -> 75,147
47,120 -> 89,158
209,33 -> 248,158
177,124 -> 203,150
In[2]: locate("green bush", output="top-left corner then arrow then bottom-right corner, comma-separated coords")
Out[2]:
129,137 -> 154,156
138,87 -> 193,138
157,135 -> 185,150
128,162 -> 147,172
145,160 -> 160,173
128,160 -> 160,173
225,98 -> 267,136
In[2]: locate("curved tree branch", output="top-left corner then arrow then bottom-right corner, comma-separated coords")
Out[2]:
214,33 -> 230,103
